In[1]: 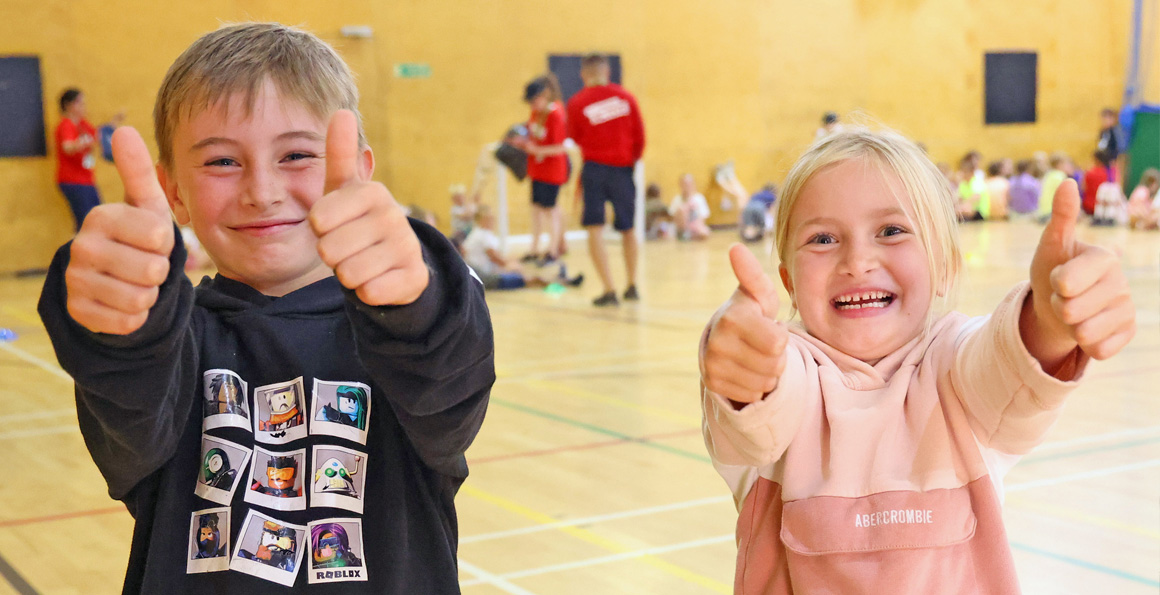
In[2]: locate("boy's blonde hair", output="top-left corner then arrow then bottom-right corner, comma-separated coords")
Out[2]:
154,22 -> 364,170
774,127 -> 962,313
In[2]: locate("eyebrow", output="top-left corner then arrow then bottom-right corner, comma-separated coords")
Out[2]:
188,130 -> 326,152
797,207 -> 908,228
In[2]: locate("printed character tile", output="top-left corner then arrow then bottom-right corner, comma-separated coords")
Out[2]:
309,380 -> 371,444
244,445 -> 307,512
308,518 -> 367,584
187,507 -> 230,574
253,377 -> 307,445
202,369 -> 250,431
231,510 -> 306,587
195,435 -> 251,505
310,445 -> 367,514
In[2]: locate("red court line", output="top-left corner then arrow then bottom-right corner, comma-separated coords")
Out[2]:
0,505 -> 126,529
470,428 -> 702,465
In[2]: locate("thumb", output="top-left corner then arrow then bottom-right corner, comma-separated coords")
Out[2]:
111,126 -> 170,218
728,243 -> 780,318
1039,178 -> 1080,261
325,109 -> 361,194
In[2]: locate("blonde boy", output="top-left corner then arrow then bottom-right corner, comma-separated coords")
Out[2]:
39,23 -> 494,593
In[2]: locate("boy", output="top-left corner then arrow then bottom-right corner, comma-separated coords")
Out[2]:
38,23 -> 494,593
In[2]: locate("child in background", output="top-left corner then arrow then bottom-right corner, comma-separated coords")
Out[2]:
1127,168 -> 1160,230
1007,159 -> 1042,215
521,74 -> 569,266
1036,152 -> 1072,223
700,128 -> 1134,594
1082,150 -> 1113,217
38,23 -> 494,593
449,183 -> 477,247
644,182 -> 674,239
670,173 -> 711,240
460,206 -> 582,290
983,158 -> 1011,220
954,154 -> 989,220
740,183 -> 777,242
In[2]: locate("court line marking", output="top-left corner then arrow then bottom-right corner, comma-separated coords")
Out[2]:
0,425 -> 77,441
458,559 -> 539,595
1033,424 -> 1160,452
461,494 -> 732,544
469,428 -> 701,465
491,398 -> 711,463
1006,495 -> 1160,541
1007,458 -> 1160,492
0,506 -> 126,529
459,534 -> 734,587
1010,541 -> 1160,588
511,377 -> 701,426
459,484 -> 731,593
0,342 -> 72,383
496,345 -> 691,376
501,356 -> 693,382
0,409 -> 75,424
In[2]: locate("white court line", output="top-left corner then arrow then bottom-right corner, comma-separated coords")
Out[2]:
497,345 -> 691,375
0,424 -> 78,441
458,559 -> 539,594
499,356 -> 693,383
1007,459 -> 1160,492
460,495 -> 731,544
459,534 -> 734,586
0,408 -> 76,424
1035,425 -> 1160,452
0,341 -> 73,382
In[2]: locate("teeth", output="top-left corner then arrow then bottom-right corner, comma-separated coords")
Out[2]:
834,291 -> 892,307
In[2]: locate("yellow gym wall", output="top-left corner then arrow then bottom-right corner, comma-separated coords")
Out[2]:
0,0 -> 1137,273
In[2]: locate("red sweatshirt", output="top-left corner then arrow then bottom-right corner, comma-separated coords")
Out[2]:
566,83 -> 645,167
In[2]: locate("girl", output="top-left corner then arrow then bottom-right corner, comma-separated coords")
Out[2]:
700,128 -> 1135,594
521,74 -> 569,266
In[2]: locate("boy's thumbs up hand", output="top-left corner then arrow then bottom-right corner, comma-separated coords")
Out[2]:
309,110 -> 428,306
1026,180 -> 1135,368
702,244 -> 788,406
65,126 -> 175,335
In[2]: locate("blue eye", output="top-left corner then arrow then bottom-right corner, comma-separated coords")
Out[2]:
808,233 -> 835,245
283,152 -> 315,162
880,225 -> 908,237
205,157 -> 238,167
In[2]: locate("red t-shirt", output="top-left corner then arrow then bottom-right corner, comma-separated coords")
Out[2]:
56,118 -> 97,185
1082,165 -> 1109,215
527,102 -> 569,185
566,83 -> 645,167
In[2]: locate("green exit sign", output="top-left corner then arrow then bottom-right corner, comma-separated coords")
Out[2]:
394,63 -> 432,79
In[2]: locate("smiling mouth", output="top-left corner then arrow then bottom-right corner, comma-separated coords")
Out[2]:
832,290 -> 895,310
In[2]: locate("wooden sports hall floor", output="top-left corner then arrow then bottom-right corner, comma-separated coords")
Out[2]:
0,219 -> 1156,594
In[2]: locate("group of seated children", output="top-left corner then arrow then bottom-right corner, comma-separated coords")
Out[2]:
643,173 -> 779,242
946,148 -> 1160,230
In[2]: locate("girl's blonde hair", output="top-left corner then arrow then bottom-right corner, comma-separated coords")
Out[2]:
154,22 -> 364,171
774,127 -> 962,313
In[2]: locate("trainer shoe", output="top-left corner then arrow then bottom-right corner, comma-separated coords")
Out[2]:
623,285 -> 640,301
593,291 -> 619,307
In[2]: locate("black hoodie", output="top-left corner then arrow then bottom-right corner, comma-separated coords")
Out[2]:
39,220 -> 494,594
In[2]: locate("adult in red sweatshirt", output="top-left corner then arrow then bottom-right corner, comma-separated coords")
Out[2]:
566,54 -> 646,307
55,88 -> 101,231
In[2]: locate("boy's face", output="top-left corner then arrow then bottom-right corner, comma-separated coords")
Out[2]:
158,80 -> 372,296
778,158 -> 933,364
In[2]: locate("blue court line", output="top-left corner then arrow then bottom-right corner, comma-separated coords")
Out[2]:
1021,435 -> 1160,465
1010,541 -> 1159,588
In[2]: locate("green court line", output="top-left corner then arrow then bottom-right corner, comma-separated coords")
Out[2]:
1010,541 -> 1160,588
491,398 -> 712,463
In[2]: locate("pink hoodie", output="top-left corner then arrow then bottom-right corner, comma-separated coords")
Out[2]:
701,283 -> 1088,594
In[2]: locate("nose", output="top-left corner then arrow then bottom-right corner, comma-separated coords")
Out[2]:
241,163 -> 284,209
839,237 -> 880,276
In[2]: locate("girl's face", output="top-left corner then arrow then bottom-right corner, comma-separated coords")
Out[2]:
530,92 -> 550,113
778,158 -> 934,363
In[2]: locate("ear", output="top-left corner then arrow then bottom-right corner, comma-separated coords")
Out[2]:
778,263 -> 796,309
358,146 -> 375,181
156,163 -> 190,225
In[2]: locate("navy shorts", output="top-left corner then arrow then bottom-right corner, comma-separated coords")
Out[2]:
531,180 -> 560,208
580,162 -> 635,231
58,183 -> 101,231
